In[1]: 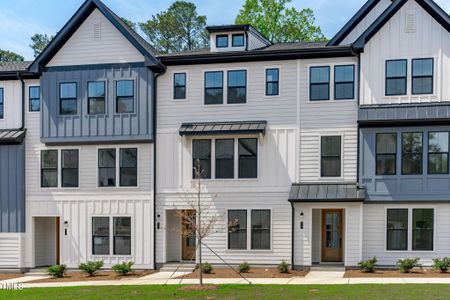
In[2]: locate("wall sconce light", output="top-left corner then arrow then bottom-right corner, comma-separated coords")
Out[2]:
300,212 -> 304,218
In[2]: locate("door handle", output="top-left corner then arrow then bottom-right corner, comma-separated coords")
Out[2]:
339,238 -> 342,248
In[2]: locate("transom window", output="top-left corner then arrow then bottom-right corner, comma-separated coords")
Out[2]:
173,73 -> 186,100
116,80 -> 134,113
88,81 -> 106,114
232,34 -> 245,47
412,58 -> 433,95
61,150 -> 79,188
428,132 -> 449,174
227,70 -> 246,104
228,209 -> 270,250
386,59 -> 407,96
41,150 -> 58,188
334,65 -> 355,100
310,66 -> 330,101
29,86 -> 40,112
0,88 -> 3,119
265,68 -> 279,96
92,217 -> 131,256
204,71 -> 223,105
321,136 -> 341,177
376,133 -> 397,175
60,82 -> 77,115
216,35 -> 229,48
402,132 -> 423,175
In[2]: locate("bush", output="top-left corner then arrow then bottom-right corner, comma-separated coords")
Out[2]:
277,260 -> 290,273
48,264 -> 67,278
112,261 -> 134,275
239,262 -> 250,273
79,260 -> 104,276
202,262 -> 213,274
397,258 -> 421,273
358,257 -> 378,273
432,258 -> 450,273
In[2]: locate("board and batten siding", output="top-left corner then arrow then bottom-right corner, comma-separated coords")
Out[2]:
0,80 -> 22,129
46,8 -> 144,67
360,0 -> 450,105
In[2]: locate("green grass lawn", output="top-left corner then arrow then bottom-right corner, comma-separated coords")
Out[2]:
2,284 -> 450,300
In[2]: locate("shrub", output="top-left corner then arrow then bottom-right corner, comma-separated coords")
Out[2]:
239,262 -> 250,273
112,261 -> 134,275
397,258 -> 421,273
358,257 -> 378,273
79,260 -> 104,276
432,258 -> 450,273
48,264 -> 67,278
202,262 -> 213,274
277,260 -> 290,273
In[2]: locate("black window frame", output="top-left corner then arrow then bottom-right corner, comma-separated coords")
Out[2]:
265,68 -> 279,96
228,210 -> 247,250
401,132 -> 423,175
412,58 -> 434,95
88,81 -> 106,115
320,136 -> 342,177
119,148 -> 138,187
385,59 -> 407,96
310,66 -> 330,101
98,148 -> 116,187
0,87 -> 3,119
251,209 -> 271,250
376,133 -> 397,175
204,71 -> 224,105
116,80 -> 134,114
216,35 -> 229,48
61,149 -> 79,188
29,86 -> 40,112
192,139 -> 212,179
92,217 -> 110,255
173,73 -> 186,100
41,150 -> 58,188
334,65 -> 355,100
386,208 -> 408,251
232,34 -> 245,47
215,139 -> 234,179
227,70 -> 247,104
412,208 -> 434,251
238,138 -> 258,179
428,131 -> 449,175
59,82 -> 78,115
113,217 -> 132,255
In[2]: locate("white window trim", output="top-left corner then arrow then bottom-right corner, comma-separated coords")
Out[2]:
263,65 -> 282,98
171,70 -> 189,101
318,133 -> 345,180
90,215 -> 133,258
39,147 -> 81,190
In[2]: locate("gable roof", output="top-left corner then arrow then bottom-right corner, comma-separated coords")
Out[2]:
29,0 -> 164,73
353,0 -> 450,51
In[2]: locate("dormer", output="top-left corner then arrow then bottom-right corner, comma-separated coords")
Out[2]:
206,24 -> 271,52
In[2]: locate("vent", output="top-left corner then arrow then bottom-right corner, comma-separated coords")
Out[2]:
93,22 -> 102,40
405,11 -> 416,33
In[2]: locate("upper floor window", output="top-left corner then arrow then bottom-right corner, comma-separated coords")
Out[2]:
98,149 -> 116,187
204,71 -> 223,105
29,86 -> 40,112
0,87 -> 3,119
412,58 -> 433,95
321,136 -> 341,177
60,83 -> 77,115
385,59 -> 407,96
232,34 -> 245,47
116,80 -> 134,113
41,150 -> 58,188
216,35 -> 228,48
173,73 -> 186,100
120,148 -> 137,187
266,68 -> 279,96
227,70 -> 246,104
61,150 -> 79,188
41,149 -> 79,188
402,132 -> 423,175
310,66 -> 330,101
88,82 -> 106,114
376,133 -> 397,175
334,65 -> 355,100
428,132 -> 449,174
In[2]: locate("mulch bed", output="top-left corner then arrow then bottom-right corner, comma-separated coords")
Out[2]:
0,274 -> 24,281
178,267 -> 308,279
345,268 -> 450,278
29,270 -> 156,283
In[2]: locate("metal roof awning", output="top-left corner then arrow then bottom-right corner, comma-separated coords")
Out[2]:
0,130 -> 26,144
289,183 -> 366,203
179,121 -> 267,136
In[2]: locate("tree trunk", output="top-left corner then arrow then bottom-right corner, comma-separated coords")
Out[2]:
197,178 -> 203,285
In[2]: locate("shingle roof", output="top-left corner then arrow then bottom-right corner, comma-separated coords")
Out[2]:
179,121 -> 267,136
289,183 -> 366,202
0,61 -> 32,72
0,129 -> 26,144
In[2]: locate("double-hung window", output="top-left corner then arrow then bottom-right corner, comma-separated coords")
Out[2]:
98,149 -> 116,187
321,136 -> 341,177
173,73 -> 186,100
402,132 -> 423,175
376,133 -> 397,175
29,86 -> 40,112
386,209 -> 408,251
98,148 -> 137,187
238,138 -> 257,178
88,82 -> 105,114
61,150 -> 79,188
0,87 -> 3,119
228,210 -> 247,250
113,217 -> 132,255
428,132 -> 449,174
60,82 -> 77,115
92,217 -> 131,256
41,150 -> 58,188
412,58 -> 433,95
334,65 -> 355,100
228,209 -> 270,250
227,70 -> 246,104
412,209 -> 434,251
204,71 -> 223,105
310,66 -> 330,101
251,210 -> 270,250
386,60 -> 407,96
232,34 -> 244,47
192,140 -> 212,179
116,80 -> 134,113
215,139 -> 234,179
92,217 -> 110,255
216,35 -> 228,48
265,68 -> 279,96
120,148 -> 137,187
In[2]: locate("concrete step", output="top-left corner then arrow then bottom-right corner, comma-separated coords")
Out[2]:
310,265 -> 345,272
24,268 -> 49,276
159,263 -> 196,273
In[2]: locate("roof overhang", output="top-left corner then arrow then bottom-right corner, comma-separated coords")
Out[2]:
179,121 -> 267,137
288,183 -> 366,203
0,130 -> 26,144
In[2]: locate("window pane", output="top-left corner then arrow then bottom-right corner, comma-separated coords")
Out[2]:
412,59 -> 433,76
92,217 -> 109,255
266,69 -> 279,82
205,72 -> 223,88
251,210 -> 270,250
99,168 -> 116,187
321,136 -> 341,177
412,77 -> 433,94
117,98 -> 134,113
402,133 -> 423,175
322,136 -> 341,156
60,83 -> 77,98
335,65 -> 354,82
387,209 -> 408,251
386,78 -> 406,95
62,150 -> 78,188
0,88 -> 3,104
310,84 -> 329,101
413,209 -> 433,251
310,67 -> 330,83
60,99 -> 77,115
335,83 -> 354,99
114,217 -> 131,235
228,210 -> 247,249
41,170 -> 58,188
193,140 -> 211,179
238,138 -> 257,178
386,60 -> 407,77
232,34 -> 244,47
228,70 -> 246,87
216,139 -> 234,179
266,82 -> 279,96
42,150 -> 58,168
377,133 -> 397,154
117,80 -> 134,97
88,82 -> 105,97
120,148 -> 137,167
120,148 -> 137,187
216,35 -> 228,47
99,149 -> 116,167
88,98 -> 105,114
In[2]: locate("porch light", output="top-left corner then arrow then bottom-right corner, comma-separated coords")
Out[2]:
300,212 -> 304,218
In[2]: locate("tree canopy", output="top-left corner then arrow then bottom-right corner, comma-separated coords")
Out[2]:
0,49 -> 25,62
235,0 -> 326,43
121,17 -> 137,31
30,33 -> 54,58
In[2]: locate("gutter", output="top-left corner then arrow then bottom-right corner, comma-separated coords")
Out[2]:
16,72 -> 25,130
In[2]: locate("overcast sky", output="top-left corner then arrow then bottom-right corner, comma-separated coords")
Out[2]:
1,0 -> 449,60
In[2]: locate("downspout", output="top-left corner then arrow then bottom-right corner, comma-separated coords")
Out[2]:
16,72 -> 25,130
354,49 -> 361,188
291,201 -> 295,270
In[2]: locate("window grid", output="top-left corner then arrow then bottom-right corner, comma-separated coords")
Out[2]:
385,59 -> 407,96
41,150 -> 58,188
116,80 -> 134,113
265,68 -> 279,96
412,58 -> 434,95
59,82 -> 78,115
61,149 -> 79,188
204,71 -> 223,105
321,136 -> 341,177
29,86 -> 40,112
92,217 -> 110,255
334,65 -> 355,100
98,149 -> 116,187
173,73 -> 186,100
227,70 -> 247,104
88,81 -> 106,115
120,148 -> 138,187
310,66 -> 330,101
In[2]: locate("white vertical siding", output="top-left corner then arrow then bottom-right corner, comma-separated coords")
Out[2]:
0,80 -> 22,129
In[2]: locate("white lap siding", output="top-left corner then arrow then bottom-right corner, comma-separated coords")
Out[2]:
0,234 -> 24,269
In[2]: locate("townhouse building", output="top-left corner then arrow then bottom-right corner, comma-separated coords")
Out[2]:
0,0 -> 449,271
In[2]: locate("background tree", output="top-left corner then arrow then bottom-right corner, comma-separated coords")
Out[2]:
235,0 -> 326,43
139,1 -> 208,54
30,33 -> 54,57
121,17 -> 137,31
0,50 -> 24,62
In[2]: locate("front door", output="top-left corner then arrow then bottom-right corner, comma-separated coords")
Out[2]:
321,209 -> 343,262
181,210 -> 196,261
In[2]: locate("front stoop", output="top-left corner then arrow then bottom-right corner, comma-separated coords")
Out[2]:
159,262 -> 196,273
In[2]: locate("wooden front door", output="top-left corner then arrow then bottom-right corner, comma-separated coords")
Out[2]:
181,210 -> 196,261
321,209 -> 343,262
55,217 -> 60,265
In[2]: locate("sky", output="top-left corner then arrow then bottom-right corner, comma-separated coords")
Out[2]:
1,0 -> 449,60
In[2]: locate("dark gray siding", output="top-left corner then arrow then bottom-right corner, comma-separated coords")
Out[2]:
0,143 -> 25,232
360,126 -> 450,201
41,63 -> 154,144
